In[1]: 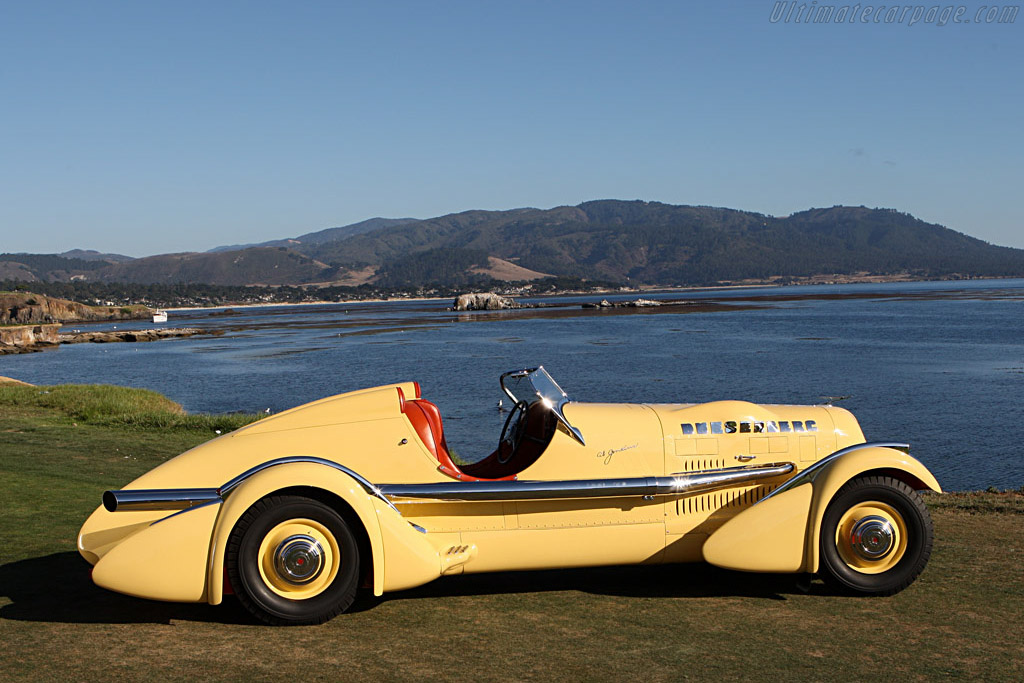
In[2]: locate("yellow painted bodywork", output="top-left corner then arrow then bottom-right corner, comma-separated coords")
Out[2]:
703,446 -> 941,573
701,483 -> 813,572
77,381 -> 942,606
801,446 -> 940,572
91,502 -> 221,602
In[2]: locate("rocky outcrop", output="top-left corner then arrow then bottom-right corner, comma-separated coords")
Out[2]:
0,324 -> 207,354
582,298 -> 665,309
453,292 -> 521,311
58,328 -> 206,344
0,325 -> 60,354
0,292 -> 152,325
0,375 -> 33,385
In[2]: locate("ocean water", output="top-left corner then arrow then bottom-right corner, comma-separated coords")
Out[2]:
4,279 -> 1023,491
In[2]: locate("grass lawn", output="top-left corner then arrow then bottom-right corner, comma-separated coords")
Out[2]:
1,386 -> 1022,681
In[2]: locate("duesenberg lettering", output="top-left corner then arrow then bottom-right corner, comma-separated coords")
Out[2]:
596,443 -> 639,465
680,420 -> 818,436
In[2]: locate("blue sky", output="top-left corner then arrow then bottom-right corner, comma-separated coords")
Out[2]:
1,0 -> 1021,256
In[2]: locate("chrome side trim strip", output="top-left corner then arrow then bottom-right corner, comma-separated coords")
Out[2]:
220,456 -> 371,497
219,455 -> 402,514
378,462 -> 794,502
105,457 -> 801,513
103,456 -> 399,514
755,441 -> 910,505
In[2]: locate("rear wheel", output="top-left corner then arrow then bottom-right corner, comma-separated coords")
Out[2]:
227,495 -> 360,625
819,475 -> 933,595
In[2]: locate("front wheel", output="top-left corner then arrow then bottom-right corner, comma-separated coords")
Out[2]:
819,475 -> 933,595
227,495 -> 360,625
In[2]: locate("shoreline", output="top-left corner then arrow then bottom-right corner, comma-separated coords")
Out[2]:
163,274 -> 1020,313
166,295 -> 452,312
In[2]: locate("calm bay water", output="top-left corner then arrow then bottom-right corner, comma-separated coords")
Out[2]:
3,279 -> 1023,491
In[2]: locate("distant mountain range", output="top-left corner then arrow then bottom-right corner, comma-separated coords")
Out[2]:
3,201 -> 1023,287
207,217 -> 420,253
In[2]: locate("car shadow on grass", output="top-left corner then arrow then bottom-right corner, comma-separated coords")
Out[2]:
0,552 -> 255,625
1,552 -> 839,625
372,563 -> 832,610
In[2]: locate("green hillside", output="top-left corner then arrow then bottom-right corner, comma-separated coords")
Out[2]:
91,247 -> 335,285
305,201 -> 1024,285
5,201 -> 1024,287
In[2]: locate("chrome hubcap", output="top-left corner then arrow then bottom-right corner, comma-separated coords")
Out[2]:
849,515 -> 895,560
273,534 -> 325,585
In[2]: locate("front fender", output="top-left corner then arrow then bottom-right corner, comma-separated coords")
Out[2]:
703,444 -> 940,574
802,446 -> 939,573
206,462 -> 388,604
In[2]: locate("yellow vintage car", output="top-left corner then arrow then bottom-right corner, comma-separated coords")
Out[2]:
79,366 -> 940,625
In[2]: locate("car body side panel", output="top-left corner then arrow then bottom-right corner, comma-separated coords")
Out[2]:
78,507 -> 167,565
386,403 -> 668,575
651,401 -> 847,472
522,403 -> 665,479
701,483 -> 814,572
395,500 -> 509,533
649,401 -> 841,538
236,382 -> 421,436
505,404 -> 666,541
460,522 -> 668,573
374,498 -> 459,592
114,384 -> 442,494
91,501 -> 221,602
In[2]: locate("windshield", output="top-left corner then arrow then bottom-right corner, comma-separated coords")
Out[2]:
500,366 -> 585,445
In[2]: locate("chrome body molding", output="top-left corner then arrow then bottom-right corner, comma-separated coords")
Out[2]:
378,462 -> 794,502
755,441 -> 911,505
104,458 -> 799,513
103,456 -> 400,514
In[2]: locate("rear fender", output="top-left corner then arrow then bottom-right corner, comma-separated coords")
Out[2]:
206,462 -> 388,604
703,445 -> 940,573
91,501 -> 222,602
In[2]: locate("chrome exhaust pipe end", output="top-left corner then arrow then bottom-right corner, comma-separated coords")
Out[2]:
102,488 -> 221,512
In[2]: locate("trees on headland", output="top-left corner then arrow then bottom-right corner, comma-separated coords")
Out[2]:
0,277 -> 618,309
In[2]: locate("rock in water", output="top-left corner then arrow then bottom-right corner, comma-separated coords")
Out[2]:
453,293 -> 520,311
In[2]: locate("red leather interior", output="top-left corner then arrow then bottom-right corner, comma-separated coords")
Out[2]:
400,388 -> 515,481
459,402 -> 555,480
405,400 -> 447,460
401,395 -> 460,473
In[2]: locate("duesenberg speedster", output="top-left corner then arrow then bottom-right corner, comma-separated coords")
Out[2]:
79,367 -> 940,624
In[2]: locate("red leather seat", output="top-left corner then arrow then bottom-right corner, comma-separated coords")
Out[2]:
399,387 -> 514,481
399,389 -> 461,476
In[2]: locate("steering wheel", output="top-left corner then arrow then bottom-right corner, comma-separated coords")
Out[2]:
497,400 -> 529,464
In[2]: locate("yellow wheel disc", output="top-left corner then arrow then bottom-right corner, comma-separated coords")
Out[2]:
835,501 -> 908,574
256,518 -> 341,600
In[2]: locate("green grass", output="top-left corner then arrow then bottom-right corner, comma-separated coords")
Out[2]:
0,383 -> 261,432
0,389 -> 1022,681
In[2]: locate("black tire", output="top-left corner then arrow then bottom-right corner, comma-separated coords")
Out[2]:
227,495 -> 360,625
819,475 -> 933,595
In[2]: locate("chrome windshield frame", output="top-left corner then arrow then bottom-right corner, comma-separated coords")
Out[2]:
500,366 -> 586,445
